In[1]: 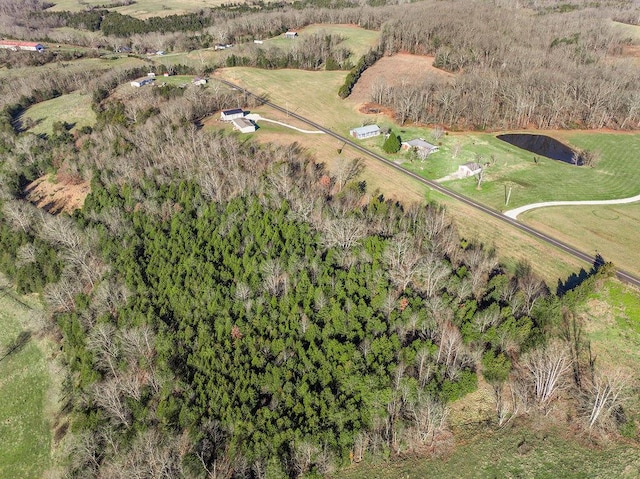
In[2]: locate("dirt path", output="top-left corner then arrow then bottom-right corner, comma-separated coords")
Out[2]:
504,193 -> 640,219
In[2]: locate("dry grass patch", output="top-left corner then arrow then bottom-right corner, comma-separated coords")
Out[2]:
22,91 -> 95,135
350,53 -> 453,105
25,175 -> 91,215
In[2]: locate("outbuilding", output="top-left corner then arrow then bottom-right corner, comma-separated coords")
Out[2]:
284,31 -> 298,39
350,124 -> 381,140
458,162 -> 482,177
220,108 -> 245,121
0,40 -> 45,52
232,118 -> 256,133
193,77 -> 207,86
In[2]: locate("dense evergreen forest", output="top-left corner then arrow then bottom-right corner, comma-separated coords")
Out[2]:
0,0 -> 637,477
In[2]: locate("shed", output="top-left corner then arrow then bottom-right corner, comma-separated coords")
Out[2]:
131,78 -> 154,87
193,77 -> 207,86
401,138 -> 439,154
0,40 -> 45,52
284,31 -> 298,39
350,125 -> 381,140
147,72 -> 156,77
254,40 -> 264,44
220,108 -> 244,121
232,118 -> 256,133
458,162 -> 482,177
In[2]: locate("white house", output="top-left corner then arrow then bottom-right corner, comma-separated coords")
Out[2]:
220,108 -> 244,121
147,72 -> 156,77
254,40 -> 264,44
458,162 -> 482,177
232,118 -> 256,133
193,77 -> 207,86
401,138 -> 439,154
350,125 -> 381,140
0,40 -> 45,52
131,78 -> 154,87
284,31 -> 298,39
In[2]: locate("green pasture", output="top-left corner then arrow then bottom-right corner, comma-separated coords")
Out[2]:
45,0 -> 273,17
257,24 -> 380,63
21,91 -> 96,135
522,203 -> 640,277
0,289 -> 52,479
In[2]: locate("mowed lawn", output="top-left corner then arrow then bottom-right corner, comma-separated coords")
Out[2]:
523,203 -> 640,276
427,131 -> 640,211
22,91 -> 96,135
0,291 -> 52,479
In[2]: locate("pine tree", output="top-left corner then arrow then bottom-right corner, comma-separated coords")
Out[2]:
383,132 -> 401,153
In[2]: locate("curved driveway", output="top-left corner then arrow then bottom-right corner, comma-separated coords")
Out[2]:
505,193 -> 640,219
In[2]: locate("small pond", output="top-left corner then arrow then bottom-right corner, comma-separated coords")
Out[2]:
497,134 -> 576,164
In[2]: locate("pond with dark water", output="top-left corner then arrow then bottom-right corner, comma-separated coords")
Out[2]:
497,134 -> 575,164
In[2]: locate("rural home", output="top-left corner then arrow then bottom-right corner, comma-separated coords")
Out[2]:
131,78 -> 154,87
350,125 -> 381,140
284,31 -> 298,38
254,40 -> 264,44
458,162 -> 482,177
193,77 -> 207,86
232,118 -> 256,133
401,138 -> 439,154
0,40 -> 45,52
221,108 -> 245,121
147,72 -> 156,77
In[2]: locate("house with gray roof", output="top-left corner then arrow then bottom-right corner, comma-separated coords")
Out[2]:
350,125 -> 381,139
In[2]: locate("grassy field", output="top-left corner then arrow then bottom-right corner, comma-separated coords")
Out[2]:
257,24 -> 380,62
22,91 -> 96,135
522,203 -> 640,275
0,287 -> 55,479
45,0 -> 275,18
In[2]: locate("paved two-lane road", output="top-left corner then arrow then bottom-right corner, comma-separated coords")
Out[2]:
215,77 -> 640,289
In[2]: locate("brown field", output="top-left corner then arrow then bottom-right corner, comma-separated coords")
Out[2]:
25,175 -> 90,215
349,53 -> 453,105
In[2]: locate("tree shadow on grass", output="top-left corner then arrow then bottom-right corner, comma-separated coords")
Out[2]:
0,330 -> 32,363
556,253 -> 607,296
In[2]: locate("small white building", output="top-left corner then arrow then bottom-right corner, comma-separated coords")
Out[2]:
284,31 -> 298,39
254,40 -> 264,44
401,138 -> 439,154
458,162 -> 482,177
147,72 -> 156,77
350,124 -> 381,140
193,77 -> 207,86
131,78 -> 154,87
232,118 -> 256,133
220,108 -> 245,121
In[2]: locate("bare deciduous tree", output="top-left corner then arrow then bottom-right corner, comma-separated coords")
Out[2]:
520,340 -> 572,410
583,368 -> 630,432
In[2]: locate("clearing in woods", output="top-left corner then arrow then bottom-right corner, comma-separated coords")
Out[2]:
349,53 -> 454,105
21,91 -> 96,135
25,175 -> 91,215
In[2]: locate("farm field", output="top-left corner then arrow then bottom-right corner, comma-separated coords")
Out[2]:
45,0 -> 275,18
522,203 -> 640,276
0,287 -> 55,479
22,91 -> 96,135
257,24 -> 380,62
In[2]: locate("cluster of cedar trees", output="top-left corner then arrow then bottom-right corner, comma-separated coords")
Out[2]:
0,55 -> 631,479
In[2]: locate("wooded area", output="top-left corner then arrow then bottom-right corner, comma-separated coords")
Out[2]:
0,0 -> 637,477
